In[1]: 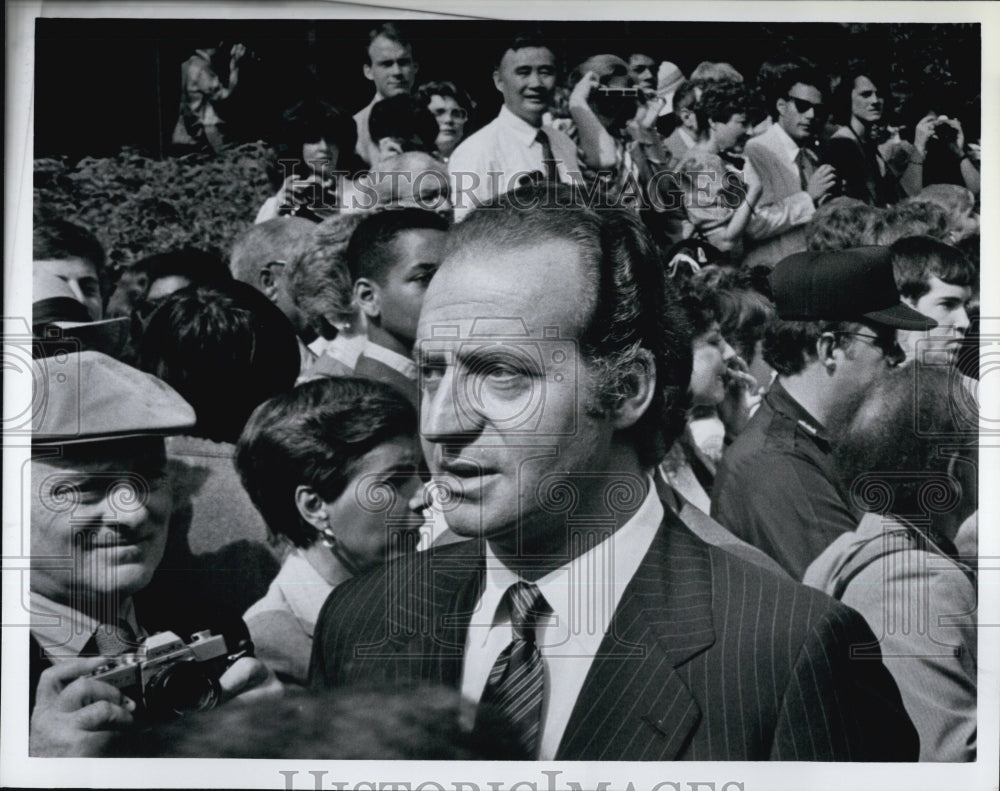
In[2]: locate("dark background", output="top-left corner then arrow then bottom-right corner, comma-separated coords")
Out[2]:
34,18 -> 981,159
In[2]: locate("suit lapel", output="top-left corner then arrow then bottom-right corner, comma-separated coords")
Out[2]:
557,507 -> 716,760
380,540 -> 484,688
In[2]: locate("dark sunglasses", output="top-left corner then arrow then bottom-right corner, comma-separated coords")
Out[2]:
786,96 -> 827,116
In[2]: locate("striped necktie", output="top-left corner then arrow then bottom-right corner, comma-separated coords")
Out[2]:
475,581 -> 548,758
535,129 -> 559,182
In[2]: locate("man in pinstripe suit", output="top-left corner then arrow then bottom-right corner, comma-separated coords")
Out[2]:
310,185 -> 919,761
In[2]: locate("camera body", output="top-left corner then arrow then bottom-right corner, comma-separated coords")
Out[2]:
596,85 -> 641,99
934,120 -> 958,145
89,630 -> 235,720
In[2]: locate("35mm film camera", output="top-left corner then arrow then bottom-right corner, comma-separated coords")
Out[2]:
89,629 -> 252,720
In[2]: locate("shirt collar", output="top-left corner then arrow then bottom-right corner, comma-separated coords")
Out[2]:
473,475 -> 664,644
767,378 -> 829,443
273,549 -> 335,634
29,590 -> 141,661
770,121 -> 804,161
361,340 -> 417,380
498,104 -> 545,145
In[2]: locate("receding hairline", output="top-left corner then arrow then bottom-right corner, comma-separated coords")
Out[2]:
433,230 -> 599,326
497,44 -> 557,70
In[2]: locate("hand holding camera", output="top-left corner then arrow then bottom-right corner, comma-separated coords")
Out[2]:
914,112 -> 965,159
30,629 -> 270,756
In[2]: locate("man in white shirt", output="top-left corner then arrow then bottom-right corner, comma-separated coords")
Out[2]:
448,33 -> 581,221
353,23 -> 419,167
310,185 -> 918,762
742,64 -> 837,268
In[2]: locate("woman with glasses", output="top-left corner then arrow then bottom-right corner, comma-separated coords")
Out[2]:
415,81 -> 473,162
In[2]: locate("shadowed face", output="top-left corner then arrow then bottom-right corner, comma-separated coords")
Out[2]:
31,440 -> 171,605
321,435 -> 426,573
416,237 -> 620,552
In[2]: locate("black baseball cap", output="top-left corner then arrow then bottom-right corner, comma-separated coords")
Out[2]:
769,247 -> 937,330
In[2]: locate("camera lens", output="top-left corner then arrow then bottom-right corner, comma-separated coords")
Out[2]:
144,661 -> 221,718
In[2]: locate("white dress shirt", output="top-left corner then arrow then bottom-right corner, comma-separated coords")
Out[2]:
353,94 -> 383,166
243,548 -> 333,635
30,591 -> 144,662
358,339 -> 417,380
460,477 -> 663,759
448,105 -> 582,221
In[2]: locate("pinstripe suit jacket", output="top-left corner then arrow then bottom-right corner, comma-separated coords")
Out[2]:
309,504 -> 919,760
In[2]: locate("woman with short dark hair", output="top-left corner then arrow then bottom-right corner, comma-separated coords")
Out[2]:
414,80 -> 474,162
255,99 -> 358,223
236,377 -> 426,685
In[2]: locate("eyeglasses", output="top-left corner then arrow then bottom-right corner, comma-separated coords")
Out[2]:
431,107 -> 468,121
833,332 -> 906,367
785,96 -> 827,116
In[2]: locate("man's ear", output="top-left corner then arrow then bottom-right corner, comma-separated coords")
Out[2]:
816,332 -> 838,372
363,62 -> 374,83
608,349 -> 657,430
294,485 -> 329,531
493,68 -> 503,93
258,261 -> 282,302
354,278 -> 382,320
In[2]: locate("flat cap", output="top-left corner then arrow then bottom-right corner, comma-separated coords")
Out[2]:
32,350 -> 196,445
769,247 -> 937,330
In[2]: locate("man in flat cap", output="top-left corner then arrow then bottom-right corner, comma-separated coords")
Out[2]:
711,247 -> 936,579
28,351 -> 271,756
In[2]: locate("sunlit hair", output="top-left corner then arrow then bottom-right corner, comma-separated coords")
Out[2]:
806,196 -> 881,252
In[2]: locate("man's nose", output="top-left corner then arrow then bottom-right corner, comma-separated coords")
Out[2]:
421,369 -> 474,442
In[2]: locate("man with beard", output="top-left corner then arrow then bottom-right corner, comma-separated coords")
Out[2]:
803,364 -> 977,761
712,247 -> 937,579
448,33 -> 581,221
310,186 -> 919,761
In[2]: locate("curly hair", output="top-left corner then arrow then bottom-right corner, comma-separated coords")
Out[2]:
693,80 -> 749,135
287,212 -> 366,337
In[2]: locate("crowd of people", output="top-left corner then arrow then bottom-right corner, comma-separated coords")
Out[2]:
27,24 -> 980,763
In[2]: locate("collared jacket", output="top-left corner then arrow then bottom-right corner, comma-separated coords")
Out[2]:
711,379 -> 860,579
